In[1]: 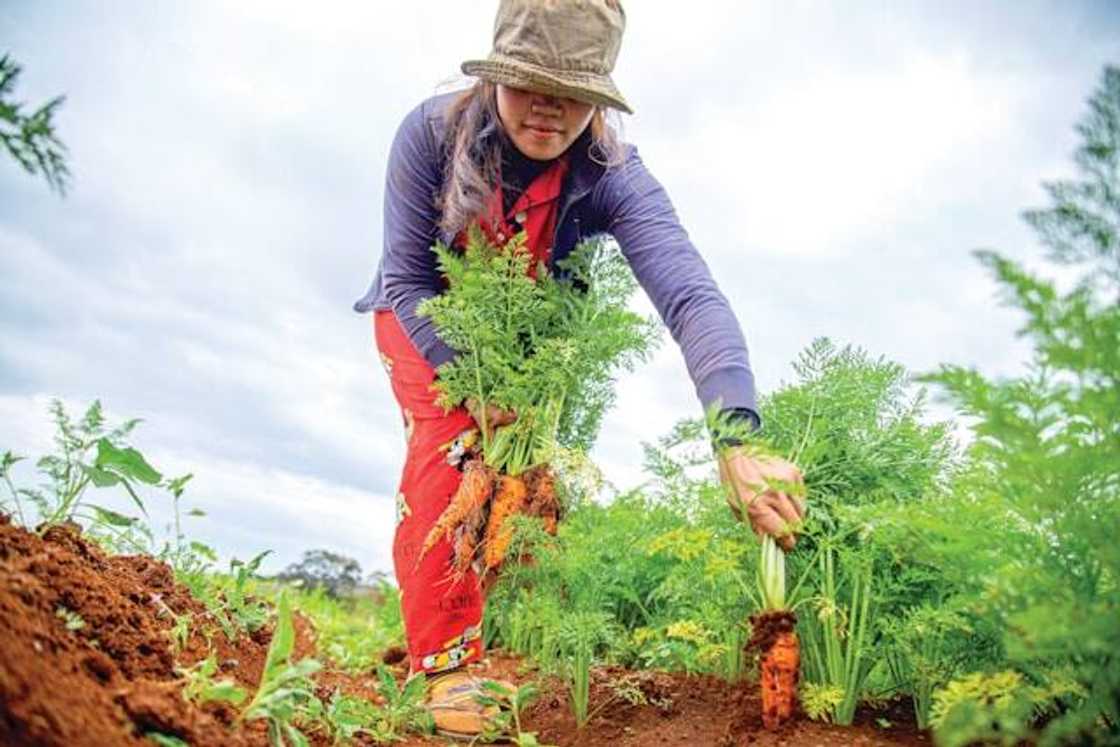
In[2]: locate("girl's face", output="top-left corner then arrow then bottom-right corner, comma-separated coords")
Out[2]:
496,84 -> 596,161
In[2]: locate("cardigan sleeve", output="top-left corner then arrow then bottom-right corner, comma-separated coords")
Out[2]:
598,145 -> 759,414
378,100 -> 458,368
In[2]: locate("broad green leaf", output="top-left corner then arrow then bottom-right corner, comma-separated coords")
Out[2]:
289,659 -> 322,678
376,665 -> 400,700
263,592 -> 295,676
245,549 -> 273,575
480,679 -> 513,698
95,438 -> 162,484
80,463 -> 119,488
401,671 -> 427,703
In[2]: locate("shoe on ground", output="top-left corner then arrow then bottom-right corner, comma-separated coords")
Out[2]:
423,668 -> 515,740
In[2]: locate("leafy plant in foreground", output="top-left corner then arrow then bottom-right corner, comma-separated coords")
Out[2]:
315,667 -> 431,744
177,653 -> 248,707
917,64 -> 1120,746
237,592 -> 324,746
321,691 -> 381,745
475,680 -> 554,746
178,550 -> 273,643
706,338 -> 958,725
0,399 -> 206,557
556,609 -> 619,728
880,602 -> 977,729
368,665 -> 434,741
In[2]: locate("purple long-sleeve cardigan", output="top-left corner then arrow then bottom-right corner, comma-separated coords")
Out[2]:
353,91 -> 759,415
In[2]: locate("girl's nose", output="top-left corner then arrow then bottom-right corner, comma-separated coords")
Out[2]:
530,94 -> 563,114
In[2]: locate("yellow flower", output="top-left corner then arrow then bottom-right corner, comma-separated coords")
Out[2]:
666,620 -> 708,644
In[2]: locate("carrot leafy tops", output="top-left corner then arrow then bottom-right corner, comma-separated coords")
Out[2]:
418,224 -> 660,476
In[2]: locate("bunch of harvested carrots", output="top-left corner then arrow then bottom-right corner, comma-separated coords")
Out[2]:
415,227 -> 659,583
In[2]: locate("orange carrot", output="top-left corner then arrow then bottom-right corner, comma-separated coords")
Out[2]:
748,609 -> 799,730
453,525 -> 479,573
418,458 -> 495,564
451,493 -> 490,577
760,629 -> 800,729
482,474 -> 528,573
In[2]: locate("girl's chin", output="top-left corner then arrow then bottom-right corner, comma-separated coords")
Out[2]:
514,139 -> 564,161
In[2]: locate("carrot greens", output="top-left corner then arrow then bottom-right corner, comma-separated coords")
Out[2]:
418,225 -> 659,476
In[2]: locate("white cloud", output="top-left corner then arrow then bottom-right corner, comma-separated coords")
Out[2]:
0,393 -> 397,576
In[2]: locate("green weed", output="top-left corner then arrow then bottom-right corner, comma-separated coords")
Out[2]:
237,592 -> 324,746
475,679 -> 554,746
177,654 -> 247,707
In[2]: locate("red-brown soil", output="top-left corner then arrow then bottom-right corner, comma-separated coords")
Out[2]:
400,654 -> 929,747
0,512 -> 931,746
0,514 -> 372,746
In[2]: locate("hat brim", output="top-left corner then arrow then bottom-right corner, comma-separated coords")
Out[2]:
461,55 -> 633,114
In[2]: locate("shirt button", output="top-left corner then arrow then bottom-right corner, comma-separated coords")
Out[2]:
515,211 -> 528,225
496,232 -> 506,242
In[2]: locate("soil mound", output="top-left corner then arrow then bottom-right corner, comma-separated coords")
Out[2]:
0,513 -> 259,745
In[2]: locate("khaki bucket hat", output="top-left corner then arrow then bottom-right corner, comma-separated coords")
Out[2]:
461,0 -> 633,114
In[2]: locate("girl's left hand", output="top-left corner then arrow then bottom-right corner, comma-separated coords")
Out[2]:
718,449 -> 807,551
465,397 -> 517,441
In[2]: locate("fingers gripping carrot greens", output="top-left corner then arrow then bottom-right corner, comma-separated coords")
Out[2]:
416,226 -> 660,575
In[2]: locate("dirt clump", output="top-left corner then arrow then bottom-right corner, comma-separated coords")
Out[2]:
0,513 -> 259,746
746,609 -> 797,655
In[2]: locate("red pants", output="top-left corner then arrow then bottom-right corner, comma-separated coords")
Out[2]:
373,309 -> 485,675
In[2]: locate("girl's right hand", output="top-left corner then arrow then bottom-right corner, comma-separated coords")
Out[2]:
718,449 -> 806,551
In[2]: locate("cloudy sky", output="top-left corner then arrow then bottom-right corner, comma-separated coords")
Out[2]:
1,2 -> 1116,576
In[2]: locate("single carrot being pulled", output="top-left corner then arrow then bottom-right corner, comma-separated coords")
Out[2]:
482,473 -> 528,573
418,457 -> 495,564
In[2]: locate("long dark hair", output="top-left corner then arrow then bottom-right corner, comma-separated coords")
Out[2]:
437,80 -> 625,240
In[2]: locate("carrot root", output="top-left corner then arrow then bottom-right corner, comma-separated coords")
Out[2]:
482,474 -> 528,573
748,609 -> 799,730
760,629 -> 800,729
417,458 -> 495,567
525,466 -> 560,535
